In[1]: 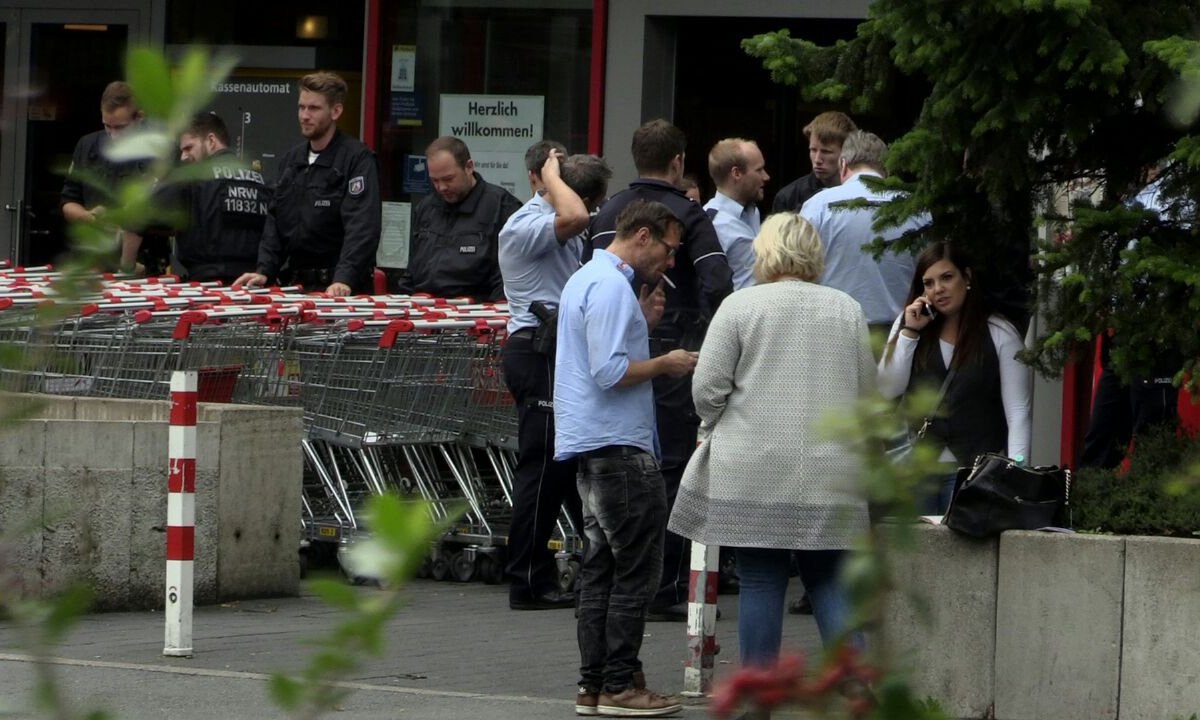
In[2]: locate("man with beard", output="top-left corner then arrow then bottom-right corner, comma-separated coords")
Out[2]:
703,138 -> 770,290
234,72 -> 380,296
771,111 -> 857,213
401,135 -> 522,301
161,112 -> 267,285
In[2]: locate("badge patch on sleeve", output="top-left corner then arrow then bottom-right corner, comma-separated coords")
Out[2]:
348,176 -> 365,196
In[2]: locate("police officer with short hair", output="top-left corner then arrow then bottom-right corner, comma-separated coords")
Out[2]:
60,80 -> 158,273
499,148 -> 611,610
233,72 -> 380,296
400,136 -> 521,301
158,112 -> 268,285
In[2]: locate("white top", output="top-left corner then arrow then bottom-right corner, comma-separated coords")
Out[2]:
877,314 -> 1032,462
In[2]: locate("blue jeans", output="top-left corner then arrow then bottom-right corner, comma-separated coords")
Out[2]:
923,469 -> 959,514
735,547 -> 856,668
576,451 -> 667,693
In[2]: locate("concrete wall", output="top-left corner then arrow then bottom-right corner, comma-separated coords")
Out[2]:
1119,537 -> 1200,720
0,394 -> 303,610
995,532 -> 1123,720
882,524 -> 998,719
883,524 -> 1200,720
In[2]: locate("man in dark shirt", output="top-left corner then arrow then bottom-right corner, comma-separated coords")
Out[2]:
401,136 -> 522,301
60,80 -> 153,272
588,118 -> 734,618
234,72 -> 381,296
771,111 -> 857,213
164,112 -> 267,284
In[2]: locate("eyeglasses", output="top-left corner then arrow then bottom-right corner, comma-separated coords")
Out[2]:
654,236 -> 679,258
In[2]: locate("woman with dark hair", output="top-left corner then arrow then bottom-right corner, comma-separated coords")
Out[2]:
878,242 -> 1032,513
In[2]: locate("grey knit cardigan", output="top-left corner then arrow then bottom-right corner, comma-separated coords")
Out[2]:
668,279 -> 874,550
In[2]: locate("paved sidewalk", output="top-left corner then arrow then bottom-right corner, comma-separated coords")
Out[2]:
0,577 -> 822,719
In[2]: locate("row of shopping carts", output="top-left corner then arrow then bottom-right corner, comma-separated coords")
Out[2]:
0,261 -> 579,586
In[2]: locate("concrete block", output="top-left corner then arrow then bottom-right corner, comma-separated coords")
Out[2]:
0,466 -> 44,602
127,463 -> 220,609
13,393 -> 76,419
68,396 -> 167,423
44,420 -> 133,470
132,420 -> 169,472
214,408 -> 303,599
41,468 -> 132,610
881,523 -> 997,719
1119,536 -> 1200,720
127,466 -> 167,608
0,418 -> 45,468
3,395 -> 301,610
994,532 -> 1123,720
193,467 -> 220,605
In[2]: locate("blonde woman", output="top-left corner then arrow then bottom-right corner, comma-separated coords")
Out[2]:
669,213 -> 873,671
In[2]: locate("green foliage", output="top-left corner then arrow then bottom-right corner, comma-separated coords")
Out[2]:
743,1 -> 1200,389
1072,426 -> 1200,536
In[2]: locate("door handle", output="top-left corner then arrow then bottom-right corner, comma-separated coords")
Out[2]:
5,199 -> 24,264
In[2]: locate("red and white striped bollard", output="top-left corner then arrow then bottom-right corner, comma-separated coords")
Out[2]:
164,370 -> 197,657
682,541 -> 720,696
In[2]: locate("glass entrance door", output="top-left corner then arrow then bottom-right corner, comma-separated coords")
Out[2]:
0,9 -> 138,265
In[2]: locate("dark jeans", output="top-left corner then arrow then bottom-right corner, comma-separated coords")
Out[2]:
576,450 -> 667,693
649,353 -> 699,610
501,334 -> 583,599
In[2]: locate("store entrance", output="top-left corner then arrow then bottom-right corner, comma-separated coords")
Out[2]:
671,16 -> 918,210
0,8 -> 139,265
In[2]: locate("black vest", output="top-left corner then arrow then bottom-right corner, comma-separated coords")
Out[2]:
910,324 -> 1009,466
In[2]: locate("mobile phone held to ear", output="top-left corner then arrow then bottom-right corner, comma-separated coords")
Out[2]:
922,301 -> 937,319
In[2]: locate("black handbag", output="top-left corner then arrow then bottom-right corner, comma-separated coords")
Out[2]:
943,453 -> 1072,538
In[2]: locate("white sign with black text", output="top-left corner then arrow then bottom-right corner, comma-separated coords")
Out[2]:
439,94 -> 544,200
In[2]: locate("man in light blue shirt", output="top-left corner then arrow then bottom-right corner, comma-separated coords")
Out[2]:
800,130 -> 929,327
555,199 -> 696,717
497,149 -> 611,611
703,138 -> 769,290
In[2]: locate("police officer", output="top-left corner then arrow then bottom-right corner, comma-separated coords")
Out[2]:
60,80 -> 154,272
401,136 -> 521,301
588,118 -> 734,620
498,148 -> 611,610
159,112 -> 267,285
234,72 -> 380,296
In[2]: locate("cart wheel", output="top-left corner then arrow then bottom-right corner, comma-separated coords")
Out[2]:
431,557 -> 450,581
299,550 -> 309,580
450,551 -> 476,583
559,559 -> 580,594
478,554 -> 505,585
416,555 -> 432,580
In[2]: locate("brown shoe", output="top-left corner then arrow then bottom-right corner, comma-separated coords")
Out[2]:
597,686 -> 682,717
576,687 -> 600,716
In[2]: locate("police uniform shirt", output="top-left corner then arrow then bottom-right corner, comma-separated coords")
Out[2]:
799,171 -> 928,325
588,178 -> 733,320
257,129 -> 381,288
61,130 -> 148,212
408,172 -> 522,301
498,192 -> 584,334
169,148 -> 268,281
703,191 -> 760,291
